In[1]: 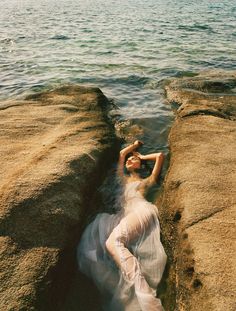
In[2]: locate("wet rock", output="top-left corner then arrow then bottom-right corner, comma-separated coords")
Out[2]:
114,119 -> 144,141
161,71 -> 236,311
0,85 -> 116,310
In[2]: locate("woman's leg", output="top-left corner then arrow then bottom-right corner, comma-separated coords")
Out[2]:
105,211 -> 163,311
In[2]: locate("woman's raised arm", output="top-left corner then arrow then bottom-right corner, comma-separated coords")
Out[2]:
135,152 -> 164,185
117,140 -> 143,178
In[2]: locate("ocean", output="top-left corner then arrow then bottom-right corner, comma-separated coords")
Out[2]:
1,0 -> 236,154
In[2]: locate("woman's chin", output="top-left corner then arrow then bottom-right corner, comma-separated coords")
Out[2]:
127,166 -> 140,172
126,167 -> 133,172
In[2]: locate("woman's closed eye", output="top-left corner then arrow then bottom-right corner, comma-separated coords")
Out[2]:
128,156 -> 140,161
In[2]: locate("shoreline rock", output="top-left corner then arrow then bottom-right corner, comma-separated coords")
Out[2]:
0,85 -> 117,310
160,71 -> 236,311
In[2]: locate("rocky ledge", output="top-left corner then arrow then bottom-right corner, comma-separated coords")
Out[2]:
0,86 -> 116,310
160,71 -> 236,311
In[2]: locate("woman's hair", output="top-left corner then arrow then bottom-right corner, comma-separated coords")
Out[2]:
124,153 -> 152,178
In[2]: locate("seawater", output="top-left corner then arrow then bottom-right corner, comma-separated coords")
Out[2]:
1,0 -> 236,154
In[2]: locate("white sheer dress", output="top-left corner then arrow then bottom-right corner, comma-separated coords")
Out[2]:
77,179 -> 167,311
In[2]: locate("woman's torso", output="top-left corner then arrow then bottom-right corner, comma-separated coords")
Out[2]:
123,179 -> 158,216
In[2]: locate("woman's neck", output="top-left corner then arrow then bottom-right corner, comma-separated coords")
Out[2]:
129,171 -> 140,179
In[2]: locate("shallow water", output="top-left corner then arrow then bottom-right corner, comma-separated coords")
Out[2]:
1,0 -> 235,206
1,1 -> 235,309
1,0 -> 235,153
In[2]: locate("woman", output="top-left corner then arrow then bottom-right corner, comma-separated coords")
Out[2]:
77,140 -> 167,311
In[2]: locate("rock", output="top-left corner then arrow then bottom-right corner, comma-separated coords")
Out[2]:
0,85 -> 116,310
160,71 -> 236,311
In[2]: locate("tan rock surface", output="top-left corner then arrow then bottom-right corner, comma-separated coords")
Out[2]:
0,85 -> 116,310
160,71 -> 236,311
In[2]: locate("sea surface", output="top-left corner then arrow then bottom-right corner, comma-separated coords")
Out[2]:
1,0 -> 236,154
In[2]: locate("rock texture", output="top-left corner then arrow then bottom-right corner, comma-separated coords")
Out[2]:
160,71 -> 236,311
0,85 -> 116,310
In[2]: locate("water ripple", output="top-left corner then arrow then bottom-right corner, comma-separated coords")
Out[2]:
50,35 -> 71,40
0,0 -> 235,132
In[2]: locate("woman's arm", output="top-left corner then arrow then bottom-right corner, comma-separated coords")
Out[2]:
135,152 -> 164,184
149,153 -> 164,183
117,140 -> 143,178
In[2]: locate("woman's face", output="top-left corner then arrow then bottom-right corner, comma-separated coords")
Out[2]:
125,155 -> 141,171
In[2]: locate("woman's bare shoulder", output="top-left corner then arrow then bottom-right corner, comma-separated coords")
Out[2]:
139,176 -> 155,189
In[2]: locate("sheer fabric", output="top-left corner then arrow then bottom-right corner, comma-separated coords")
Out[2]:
77,180 -> 167,311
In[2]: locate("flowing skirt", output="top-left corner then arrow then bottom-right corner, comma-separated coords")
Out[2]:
77,199 -> 167,311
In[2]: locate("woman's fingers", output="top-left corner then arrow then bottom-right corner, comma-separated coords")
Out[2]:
134,140 -> 144,147
133,151 -> 144,160
133,151 -> 141,157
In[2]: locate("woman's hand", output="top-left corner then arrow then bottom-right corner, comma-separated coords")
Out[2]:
118,140 -> 144,179
133,140 -> 143,148
119,140 -> 143,159
132,151 -> 143,160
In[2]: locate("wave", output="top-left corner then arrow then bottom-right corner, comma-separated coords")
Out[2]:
178,23 -> 215,33
50,35 -> 70,40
